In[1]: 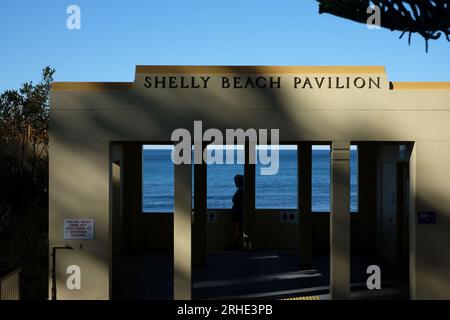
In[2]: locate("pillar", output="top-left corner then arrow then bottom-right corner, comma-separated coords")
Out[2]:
330,141 -> 351,300
122,143 -> 143,252
174,159 -> 192,300
244,142 -> 255,247
408,143 -> 416,300
298,143 -> 312,266
193,143 -> 207,266
49,140 -> 110,300
111,144 -> 124,256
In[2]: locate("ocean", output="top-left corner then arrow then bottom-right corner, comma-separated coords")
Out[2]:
142,148 -> 358,213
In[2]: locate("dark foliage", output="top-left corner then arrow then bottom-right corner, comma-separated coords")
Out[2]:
0,66 -> 54,299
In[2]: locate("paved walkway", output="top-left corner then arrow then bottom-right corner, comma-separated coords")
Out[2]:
112,250 -> 409,300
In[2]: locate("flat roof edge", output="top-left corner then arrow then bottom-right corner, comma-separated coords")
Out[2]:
51,82 -> 133,91
390,82 -> 450,90
135,65 -> 386,74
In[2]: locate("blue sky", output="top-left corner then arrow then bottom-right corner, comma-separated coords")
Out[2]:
1,0 -> 449,92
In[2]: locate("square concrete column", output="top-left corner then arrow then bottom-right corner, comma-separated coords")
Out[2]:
193,143 -> 207,266
122,143 -> 144,252
244,142 -> 256,247
298,143 -> 312,266
330,141 -> 351,300
49,140 -> 110,300
174,160 -> 193,300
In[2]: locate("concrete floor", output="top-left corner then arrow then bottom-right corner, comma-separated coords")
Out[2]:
112,250 -> 409,300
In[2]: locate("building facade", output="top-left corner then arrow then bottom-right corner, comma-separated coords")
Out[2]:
49,66 -> 450,300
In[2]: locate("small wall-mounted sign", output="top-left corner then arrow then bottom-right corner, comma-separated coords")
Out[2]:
207,211 -> 218,224
280,212 -> 298,224
64,219 -> 95,240
418,211 -> 436,224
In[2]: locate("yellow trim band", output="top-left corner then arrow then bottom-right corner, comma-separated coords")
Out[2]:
390,82 -> 450,90
135,65 -> 386,74
51,82 -> 133,91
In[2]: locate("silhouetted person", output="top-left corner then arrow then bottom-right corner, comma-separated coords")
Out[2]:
231,174 -> 244,249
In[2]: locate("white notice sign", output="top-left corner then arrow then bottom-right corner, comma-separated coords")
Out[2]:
64,219 -> 95,240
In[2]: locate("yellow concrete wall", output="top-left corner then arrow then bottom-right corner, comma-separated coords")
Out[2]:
48,139 -> 110,299
414,141 -> 450,299
49,66 -> 450,299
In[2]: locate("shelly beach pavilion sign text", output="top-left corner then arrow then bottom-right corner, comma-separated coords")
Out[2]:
143,75 -> 382,90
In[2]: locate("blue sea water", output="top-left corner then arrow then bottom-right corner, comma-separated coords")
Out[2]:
142,148 -> 358,213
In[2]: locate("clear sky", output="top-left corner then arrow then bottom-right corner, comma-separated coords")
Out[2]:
1,0 -> 449,92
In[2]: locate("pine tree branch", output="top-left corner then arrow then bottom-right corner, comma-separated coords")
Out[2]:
317,0 -> 450,51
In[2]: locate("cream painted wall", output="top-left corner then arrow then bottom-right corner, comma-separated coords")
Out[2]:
49,139 -> 110,299
49,67 -> 450,299
414,141 -> 450,299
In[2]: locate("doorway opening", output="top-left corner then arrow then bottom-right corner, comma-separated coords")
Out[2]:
111,143 -> 174,299
109,141 -> 413,300
349,142 -> 412,300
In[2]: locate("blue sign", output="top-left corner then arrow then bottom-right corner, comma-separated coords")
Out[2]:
418,211 -> 436,224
